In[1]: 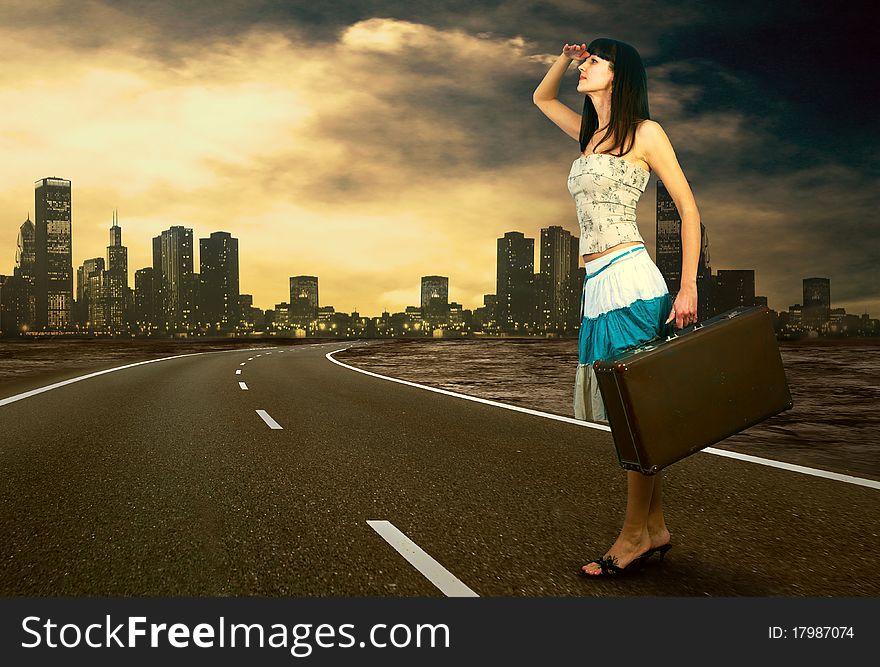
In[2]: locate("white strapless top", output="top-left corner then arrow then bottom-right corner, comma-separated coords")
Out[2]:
567,153 -> 650,255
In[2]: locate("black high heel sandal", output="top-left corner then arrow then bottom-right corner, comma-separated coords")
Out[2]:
640,543 -> 673,564
579,549 -> 652,577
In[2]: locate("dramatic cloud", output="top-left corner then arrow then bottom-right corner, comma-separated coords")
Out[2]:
0,2 -> 875,317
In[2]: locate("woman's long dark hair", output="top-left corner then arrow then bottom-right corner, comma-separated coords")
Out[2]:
579,38 -> 650,158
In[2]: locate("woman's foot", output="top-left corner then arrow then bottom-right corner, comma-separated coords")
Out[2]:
581,531 -> 652,576
648,525 -> 671,550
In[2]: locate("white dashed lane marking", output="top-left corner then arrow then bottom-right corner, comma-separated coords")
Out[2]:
239,382 -> 248,390
0,347 -> 272,409
256,409 -> 283,429
367,520 -> 479,597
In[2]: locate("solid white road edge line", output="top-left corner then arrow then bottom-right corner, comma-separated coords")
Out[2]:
0,347 -> 277,409
326,347 -> 880,491
367,520 -> 478,597
256,409 -> 283,429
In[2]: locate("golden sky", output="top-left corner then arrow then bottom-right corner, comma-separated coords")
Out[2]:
0,2 -> 876,317
0,15 -> 562,313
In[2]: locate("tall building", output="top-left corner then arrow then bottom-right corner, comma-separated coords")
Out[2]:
289,276 -> 318,329
0,274 -> 28,336
539,226 -> 578,332
14,215 -> 36,329
497,231 -> 535,332
238,293 -> 258,332
420,275 -> 449,328
192,271 -> 201,327
271,301 -> 291,330
151,235 -> 164,329
134,267 -> 157,333
533,271 -> 543,329
76,257 -> 105,327
34,177 -> 73,330
569,235 -> 585,331
153,226 -> 194,332
695,224 -> 715,320
714,270 -> 755,313
474,294 -> 497,332
88,268 -> 110,329
199,231 -> 240,331
106,210 -> 129,330
803,277 -> 831,331
654,180 -> 713,320
655,180 -> 679,290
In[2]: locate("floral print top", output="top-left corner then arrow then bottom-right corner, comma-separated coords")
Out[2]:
567,153 -> 651,255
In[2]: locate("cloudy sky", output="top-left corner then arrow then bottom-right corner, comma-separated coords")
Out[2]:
0,0 -> 875,317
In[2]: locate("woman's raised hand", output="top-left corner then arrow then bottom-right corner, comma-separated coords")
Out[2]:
562,43 -> 589,60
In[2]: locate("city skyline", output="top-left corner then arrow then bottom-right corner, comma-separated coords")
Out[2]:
0,2 -> 875,317
3,175 -> 875,321
4,174 -> 874,340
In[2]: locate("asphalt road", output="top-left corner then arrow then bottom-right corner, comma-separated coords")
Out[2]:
0,340 -> 877,596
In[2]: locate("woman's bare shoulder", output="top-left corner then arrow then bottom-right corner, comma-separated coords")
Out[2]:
636,119 -> 664,136
636,118 -> 666,143
635,120 -> 671,156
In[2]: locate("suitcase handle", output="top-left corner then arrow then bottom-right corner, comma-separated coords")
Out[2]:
664,321 -> 702,341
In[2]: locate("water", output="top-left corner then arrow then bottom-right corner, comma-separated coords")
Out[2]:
336,338 -> 880,480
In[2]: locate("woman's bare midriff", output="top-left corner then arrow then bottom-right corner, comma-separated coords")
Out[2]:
582,241 -> 644,263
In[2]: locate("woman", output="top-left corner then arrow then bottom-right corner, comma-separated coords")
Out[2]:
533,38 -> 700,576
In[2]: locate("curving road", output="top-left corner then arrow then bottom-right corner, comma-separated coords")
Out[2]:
0,340 -> 877,596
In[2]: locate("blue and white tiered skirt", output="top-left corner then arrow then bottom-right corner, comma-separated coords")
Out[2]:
574,243 -> 673,424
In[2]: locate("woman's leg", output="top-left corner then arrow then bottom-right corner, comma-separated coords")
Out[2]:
622,470 -> 655,533
582,470 -> 654,574
647,471 -> 671,547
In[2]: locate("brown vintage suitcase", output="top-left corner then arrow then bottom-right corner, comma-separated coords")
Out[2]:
593,305 -> 793,474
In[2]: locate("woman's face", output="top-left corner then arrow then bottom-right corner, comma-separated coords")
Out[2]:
577,53 -> 613,93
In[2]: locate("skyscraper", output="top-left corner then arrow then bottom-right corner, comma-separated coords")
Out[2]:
803,277 -> 831,331
106,210 -> 129,330
199,231 -> 240,331
237,293 -> 257,332
569,235 -> 584,331
134,267 -> 157,333
655,180 -> 713,320
151,235 -> 164,330
14,215 -> 36,328
539,226 -> 578,332
88,268 -> 110,329
153,226 -> 194,332
34,177 -> 73,330
497,231 -> 535,332
420,275 -> 449,328
289,276 -> 318,329
715,270 -> 755,313
77,257 -> 105,327
0,274 -> 31,336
